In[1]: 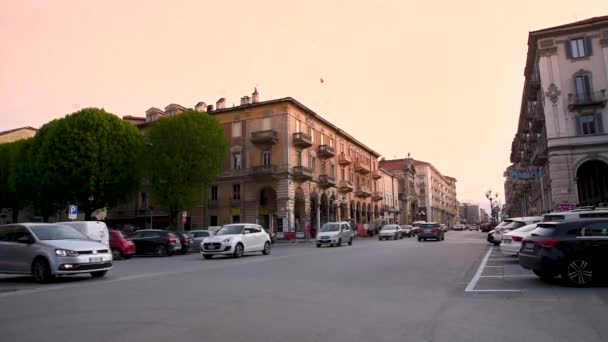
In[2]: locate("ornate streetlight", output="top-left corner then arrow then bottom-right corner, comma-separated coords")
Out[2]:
485,189 -> 500,224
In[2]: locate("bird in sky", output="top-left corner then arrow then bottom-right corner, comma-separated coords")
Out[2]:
320,78 -> 324,84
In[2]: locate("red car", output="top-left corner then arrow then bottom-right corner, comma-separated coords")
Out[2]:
109,230 -> 136,259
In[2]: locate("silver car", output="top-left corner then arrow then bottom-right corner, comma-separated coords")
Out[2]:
379,225 -> 401,240
189,230 -> 214,252
0,223 -> 113,283
316,222 -> 353,247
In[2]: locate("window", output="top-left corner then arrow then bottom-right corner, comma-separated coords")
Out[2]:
331,164 -> 335,177
232,152 -> 242,170
311,156 -> 316,173
12,226 -> 32,242
139,192 -> 148,209
211,186 -> 218,201
262,150 -> 271,168
310,128 -> 315,144
321,160 -> 326,174
262,117 -> 271,130
233,184 -> 240,200
569,38 -> 590,59
210,215 -> 218,226
574,74 -> 591,100
582,222 -> 608,236
329,138 -> 334,147
341,167 -> 345,181
340,142 -> 344,153
232,215 -> 241,223
0,226 -> 14,242
296,150 -> 302,166
295,120 -> 301,133
350,168 -> 354,182
320,134 -> 325,145
576,113 -> 604,135
232,121 -> 242,137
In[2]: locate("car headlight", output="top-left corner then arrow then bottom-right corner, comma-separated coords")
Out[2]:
55,249 -> 79,257
222,238 -> 232,244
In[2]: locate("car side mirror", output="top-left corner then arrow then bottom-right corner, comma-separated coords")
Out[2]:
17,236 -> 35,244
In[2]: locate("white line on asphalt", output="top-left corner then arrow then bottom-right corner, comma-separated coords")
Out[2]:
482,266 -> 504,268
479,275 -> 536,278
466,289 -> 524,292
465,247 -> 493,292
487,258 -> 518,261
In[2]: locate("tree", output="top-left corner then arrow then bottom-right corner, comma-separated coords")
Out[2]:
0,139 -> 35,222
32,108 -> 145,220
147,110 -> 228,231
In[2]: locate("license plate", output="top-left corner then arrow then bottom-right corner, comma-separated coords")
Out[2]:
503,238 -> 511,243
207,245 -> 217,250
90,257 -> 102,263
425,229 -> 432,233
523,242 -> 535,251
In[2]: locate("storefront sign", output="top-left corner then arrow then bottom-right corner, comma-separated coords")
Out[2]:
557,203 -> 575,212
507,168 -> 544,180
259,209 -> 269,215
231,208 -> 240,215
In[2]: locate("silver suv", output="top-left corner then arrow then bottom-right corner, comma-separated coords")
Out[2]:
0,223 -> 113,283
316,222 -> 353,247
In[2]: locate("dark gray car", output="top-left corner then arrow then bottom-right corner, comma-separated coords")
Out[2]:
417,222 -> 445,241
189,230 -> 214,252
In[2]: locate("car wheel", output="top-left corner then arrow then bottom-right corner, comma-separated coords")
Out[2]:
533,269 -> 557,281
32,258 -> 53,284
122,254 -> 132,260
316,244 -> 322,248
90,270 -> 108,278
262,242 -> 271,255
417,237 -> 422,242
155,245 -> 168,257
112,249 -> 122,260
233,243 -> 244,258
203,254 -> 213,259
563,259 -> 593,286
337,238 -> 342,247
348,237 -> 353,246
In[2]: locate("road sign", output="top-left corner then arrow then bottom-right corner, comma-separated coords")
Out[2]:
68,205 -> 78,220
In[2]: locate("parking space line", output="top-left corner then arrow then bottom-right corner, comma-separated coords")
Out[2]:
468,289 -> 523,292
465,247 -> 493,292
479,275 -> 536,278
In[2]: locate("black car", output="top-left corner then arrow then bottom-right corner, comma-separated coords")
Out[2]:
174,232 -> 194,254
128,230 -> 182,257
264,229 -> 276,244
519,218 -> 608,286
417,222 -> 444,241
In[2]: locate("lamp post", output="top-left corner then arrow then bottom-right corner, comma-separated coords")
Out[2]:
485,189 -> 499,224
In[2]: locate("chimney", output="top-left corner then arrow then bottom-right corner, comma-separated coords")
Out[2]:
216,98 -> 226,110
240,96 -> 250,106
252,87 -> 259,103
195,101 -> 207,112
207,105 -> 214,112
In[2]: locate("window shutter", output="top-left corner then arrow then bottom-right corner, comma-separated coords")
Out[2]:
596,113 -> 604,133
575,116 -> 582,135
565,40 -> 573,59
585,37 -> 593,56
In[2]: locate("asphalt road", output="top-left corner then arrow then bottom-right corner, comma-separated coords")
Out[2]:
1,231 -> 608,342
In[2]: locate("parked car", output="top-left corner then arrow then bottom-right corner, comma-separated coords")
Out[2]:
316,222 -> 353,247
542,207 -> 608,222
189,230 -> 214,252
207,226 -> 223,234
440,224 -> 448,232
379,225 -> 401,240
480,223 -> 494,233
57,221 -> 110,247
173,232 -> 194,254
128,230 -> 182,257
499,223 -> 538,256
519,218 -> 608,286
412,221 -> 426,235
492,217 -> 543,245
201,224 -> 271,258
264,229 -> 276,244
0,223 -> 112,283
468,224 -> 479,231
109,229 -> 136,259
400,225 -> 414,237
417,222 -> 444,241
452,224 -> 465,231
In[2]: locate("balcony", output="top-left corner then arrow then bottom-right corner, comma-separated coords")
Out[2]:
355,161 -> 370,174
568,91 -> 607,110
356,185 -> 371,198
318,174 -> 337,188
292,132 -> 312,149
292,166 -> 313,182
250,129 -> 278,145
372,191 -> 383,201
398,193 -> 406,201
338,180 -> 354,193
371,169 -> 382,179
248,165 -> 279,178
532,142 -> 548,166
381,204 -> 390,213
317,145 -> 335,159
338,153 -> 352,165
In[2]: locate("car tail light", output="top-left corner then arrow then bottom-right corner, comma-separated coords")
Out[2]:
433,228 -> 441,233
536,239 -> 558,248
512,236 -> 523,242
167,236 -> 177,243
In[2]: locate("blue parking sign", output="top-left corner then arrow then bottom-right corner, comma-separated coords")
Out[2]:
69,205 -> 78,220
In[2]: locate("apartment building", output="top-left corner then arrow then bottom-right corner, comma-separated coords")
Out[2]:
507,16 -> 608,216
379,156 -> 418,224
413,160 -> 458,226
111,90 -> 383,235
458,203 -> 480,224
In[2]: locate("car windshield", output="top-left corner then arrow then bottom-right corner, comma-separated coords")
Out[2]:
504,221 -> 527,230
193,231 -> 209,238
381,226 -> 396,231
29,225 -> 88,241
419,223 -> 439,228
400,226 -> 412,229
216,225 -> 244,235
542,214 -> 565,222
321,223 -> 340,232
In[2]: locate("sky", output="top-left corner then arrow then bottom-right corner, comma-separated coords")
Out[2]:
1,0 -> 608,212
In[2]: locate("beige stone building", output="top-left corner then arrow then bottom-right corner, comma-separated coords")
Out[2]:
507,16 -> 608,216
379,157 -> 418,224
413,160 -> 458,226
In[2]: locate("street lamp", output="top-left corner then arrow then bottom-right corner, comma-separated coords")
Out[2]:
485,189 -> 499,224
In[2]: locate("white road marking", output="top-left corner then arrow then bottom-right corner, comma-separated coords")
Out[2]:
465,247 -> 493,292
479,275 -> 536,278
467,289 -> 524,292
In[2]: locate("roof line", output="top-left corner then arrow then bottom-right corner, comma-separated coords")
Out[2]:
0,126 -> 38,136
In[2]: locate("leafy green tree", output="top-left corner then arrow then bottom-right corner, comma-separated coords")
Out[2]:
32,108 -> 145,220
147,110 -> 228,230
0,139 -> 35,222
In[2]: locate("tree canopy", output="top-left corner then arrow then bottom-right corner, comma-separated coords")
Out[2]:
147,110 -> 227,230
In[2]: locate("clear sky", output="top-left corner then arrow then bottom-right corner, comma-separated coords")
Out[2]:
1,0 -> 607,211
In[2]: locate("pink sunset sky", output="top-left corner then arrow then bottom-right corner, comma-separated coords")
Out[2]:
2,0 -> 607,211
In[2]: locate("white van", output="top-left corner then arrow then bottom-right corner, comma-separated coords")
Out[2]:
57,221 -> 110,247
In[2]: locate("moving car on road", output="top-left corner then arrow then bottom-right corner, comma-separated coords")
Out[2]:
499,223 -> 538,256
109,229 -> 136,259
400,225 -> 414,237
189,230 -> 214,252
316,222 -> 353,247
129,230 -> 182,257
201,224 -> 271,258
379,225 -> 401,240
0,223 -> 112,283
417,222 -> 444,241
519,218 -> 608,286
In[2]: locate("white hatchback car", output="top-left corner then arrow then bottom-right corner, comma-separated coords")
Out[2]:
200,224 -> 271,259
499,223 -> 538,256
492,216 -> 542,243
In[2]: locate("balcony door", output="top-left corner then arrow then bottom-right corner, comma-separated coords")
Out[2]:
575,75 -> 591,102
